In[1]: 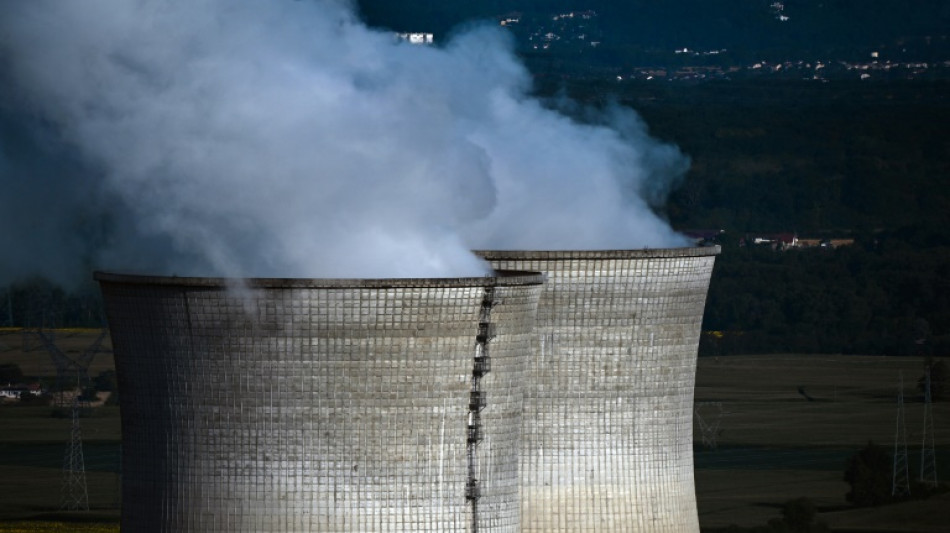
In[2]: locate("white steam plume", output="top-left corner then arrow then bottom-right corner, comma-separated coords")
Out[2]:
0,0 -> 688,283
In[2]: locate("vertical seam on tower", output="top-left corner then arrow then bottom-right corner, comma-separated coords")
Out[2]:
467,286 -> 495,532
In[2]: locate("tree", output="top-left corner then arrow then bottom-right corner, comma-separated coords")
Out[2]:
93,370 -> 117,392
0,363 -> 24,384
767,497 -> 828,533
843,441 -> 892,507
78,387 -> 99,403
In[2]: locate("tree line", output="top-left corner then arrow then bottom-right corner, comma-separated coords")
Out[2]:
700,230 -> 950,357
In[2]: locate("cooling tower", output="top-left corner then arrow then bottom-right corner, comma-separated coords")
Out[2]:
96,271 -> 544,533
476,247 -> 720,533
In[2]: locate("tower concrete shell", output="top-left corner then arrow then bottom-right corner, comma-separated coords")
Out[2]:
96,271 -> 544,532
476,247 -> 720,533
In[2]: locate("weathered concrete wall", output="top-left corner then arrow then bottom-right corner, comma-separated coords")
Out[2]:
97,272 -> 543,533
477,248 -> 720,533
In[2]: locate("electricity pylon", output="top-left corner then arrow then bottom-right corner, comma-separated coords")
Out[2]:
920,367 -> 938,487
61,392 -> 90,510
36,329 -> 105,408
34,329 -> 106,511
892,372 -> 911,497
694,401 -> 723,450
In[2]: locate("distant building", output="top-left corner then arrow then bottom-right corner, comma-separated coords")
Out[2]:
796,238 -> 855,249
745,233 -> 798,249
498,13 -> 521,27
395,32 -> 433,45
0,383 -> 43,400
743,234 -> 855,250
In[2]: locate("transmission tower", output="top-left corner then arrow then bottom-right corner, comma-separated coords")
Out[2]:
920,366 -> 938,487
36,329 -> 106,408
61,392 -> 90,510
33,329 -> 106,511
892,372 -> 911,497
694,402 -> 723,450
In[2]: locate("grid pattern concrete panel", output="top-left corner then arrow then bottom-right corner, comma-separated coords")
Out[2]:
97,273 -> 543,533
476,248 -> 720,533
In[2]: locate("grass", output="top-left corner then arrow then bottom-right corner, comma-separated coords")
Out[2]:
0,407 -> 120,443
695,468 -> 850,527
693,354 -> 949,531
820,492 -> 950,532
695,355 -> 949,449
0,464 -> 120,523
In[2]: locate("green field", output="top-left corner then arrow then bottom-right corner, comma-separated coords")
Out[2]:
694,354 -> 949,531
0,407 -> 120,524
1,337 -> 947,530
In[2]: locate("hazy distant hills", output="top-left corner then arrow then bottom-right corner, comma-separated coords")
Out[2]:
357,0 -> 950,65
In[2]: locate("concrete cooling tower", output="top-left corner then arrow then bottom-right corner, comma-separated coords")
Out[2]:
477,247 -> 720,533
96,271 -> 544,532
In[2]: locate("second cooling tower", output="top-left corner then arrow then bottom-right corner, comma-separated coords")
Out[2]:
478,247 -> 720,533
97,272 -> 543,533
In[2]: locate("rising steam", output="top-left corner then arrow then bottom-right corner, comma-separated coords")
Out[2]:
0,0 -> 688,284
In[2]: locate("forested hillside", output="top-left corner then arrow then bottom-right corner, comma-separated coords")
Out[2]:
550,79 -> 950,357
614,81 -> 950,234
702,234 -> 950,356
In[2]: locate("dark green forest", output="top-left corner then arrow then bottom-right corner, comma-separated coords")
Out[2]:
664,82 -> 949,357
553,80 -> 950,234
581,80 -> 950,357
701,236 -> 950,356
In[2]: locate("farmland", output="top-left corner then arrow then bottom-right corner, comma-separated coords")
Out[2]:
694,354 -> 950,531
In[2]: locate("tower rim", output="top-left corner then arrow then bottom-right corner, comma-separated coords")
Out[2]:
93,269 -> 545,289
475,245 -> 721,261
